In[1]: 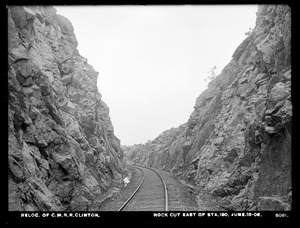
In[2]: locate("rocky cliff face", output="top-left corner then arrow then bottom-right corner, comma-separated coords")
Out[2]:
124,5 -> 292,210
8,6 -> 125,211
123,124 -> 187,169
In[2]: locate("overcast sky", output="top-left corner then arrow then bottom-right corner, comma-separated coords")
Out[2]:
55,5 -> 258,146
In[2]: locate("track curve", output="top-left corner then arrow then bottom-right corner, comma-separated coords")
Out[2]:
118,166 -> 168,211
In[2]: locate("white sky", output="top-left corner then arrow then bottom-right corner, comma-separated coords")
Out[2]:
55,5 -> 258,146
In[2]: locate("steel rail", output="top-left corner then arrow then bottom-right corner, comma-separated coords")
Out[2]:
118,165 -> 169,211
147,167 -> 169,211
118,166 -> 145,211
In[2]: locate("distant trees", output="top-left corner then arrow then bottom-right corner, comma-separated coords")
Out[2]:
204,65 -> 217,85
245,27 -> 253,36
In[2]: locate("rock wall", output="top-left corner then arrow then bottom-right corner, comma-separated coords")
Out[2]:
124,5 -> 292,210
123,124 -> 187,169
8,6 -> 125,211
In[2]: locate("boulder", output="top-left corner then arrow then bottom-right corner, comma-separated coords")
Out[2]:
269,82 -> 289,105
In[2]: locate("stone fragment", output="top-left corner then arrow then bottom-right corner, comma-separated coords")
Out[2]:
269,82 -> 289,104
22,131 -> 35,143
214,137 -> 224,146
265,126 -> 276,134
15,60 -> 39,78
61,74 -> 72,85
22,77 -> 34,87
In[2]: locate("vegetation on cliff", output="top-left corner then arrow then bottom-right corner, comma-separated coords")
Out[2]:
124,5 -> 292,211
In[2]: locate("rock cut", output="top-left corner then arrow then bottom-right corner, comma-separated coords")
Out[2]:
8,6 -> 125,211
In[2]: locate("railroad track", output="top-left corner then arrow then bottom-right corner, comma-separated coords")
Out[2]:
118,166 -> 169,211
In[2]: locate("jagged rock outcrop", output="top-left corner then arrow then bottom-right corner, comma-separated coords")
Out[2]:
123,124 -> 187,169
8,6 -> 125,211
124,5 -> 292,211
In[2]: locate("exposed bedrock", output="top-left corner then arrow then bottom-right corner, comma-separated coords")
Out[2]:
8,6 -> 125,211
124,5 -> 292,211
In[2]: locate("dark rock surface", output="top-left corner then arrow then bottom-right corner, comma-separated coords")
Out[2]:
8,6 -> 125,211
123,5 -> 292,211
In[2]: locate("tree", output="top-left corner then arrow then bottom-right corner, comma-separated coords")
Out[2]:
245,27 -> 253,36
204,66 -> 217,85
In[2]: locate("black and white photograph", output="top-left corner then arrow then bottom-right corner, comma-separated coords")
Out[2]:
6,2 -> 292,224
